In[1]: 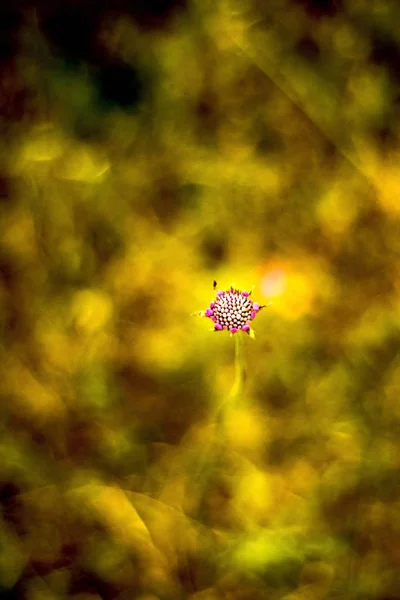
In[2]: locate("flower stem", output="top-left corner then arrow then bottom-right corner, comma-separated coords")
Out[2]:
189,334 -> 247,522
214,334 -> 246,421
230,332 -> 245,401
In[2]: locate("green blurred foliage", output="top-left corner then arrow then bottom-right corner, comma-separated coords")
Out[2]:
1,0 -> 400,598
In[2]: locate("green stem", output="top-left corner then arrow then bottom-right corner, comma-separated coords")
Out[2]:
230,332 -> 245,401
190,334 -> 247,522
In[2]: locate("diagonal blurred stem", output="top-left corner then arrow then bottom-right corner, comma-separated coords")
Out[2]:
191,334 -> 246,522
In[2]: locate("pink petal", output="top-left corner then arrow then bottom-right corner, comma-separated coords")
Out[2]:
242,324 -> 250,331
251,311 -> 257,319
205,308 -> 213,317
214,323 -> 223,330
230,327 -> 238,333
242,291 -> 249,297
210,302 -> 215,308
216,290 -> 225,296
252,302 -> 260,311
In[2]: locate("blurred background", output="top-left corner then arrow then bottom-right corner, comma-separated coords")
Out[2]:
1,0 -> 400,598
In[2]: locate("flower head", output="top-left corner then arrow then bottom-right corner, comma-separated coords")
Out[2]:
200,283 -> 270,336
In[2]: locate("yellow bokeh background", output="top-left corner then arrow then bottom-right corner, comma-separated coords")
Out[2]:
1,1 -> 400,598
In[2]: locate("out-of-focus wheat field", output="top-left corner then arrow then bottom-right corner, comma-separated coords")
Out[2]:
1,1 -> 400,598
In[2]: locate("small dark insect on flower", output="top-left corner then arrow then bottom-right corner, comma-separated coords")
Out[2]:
200,282 -> 270,337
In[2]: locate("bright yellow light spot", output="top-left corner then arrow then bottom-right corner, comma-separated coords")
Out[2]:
261,262 -> 314,319
71,290 -> 113,334
261,268 -> 287,297
234,468 -> 274,524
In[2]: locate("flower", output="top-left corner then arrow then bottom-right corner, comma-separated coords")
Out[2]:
200,284 -> 270,336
